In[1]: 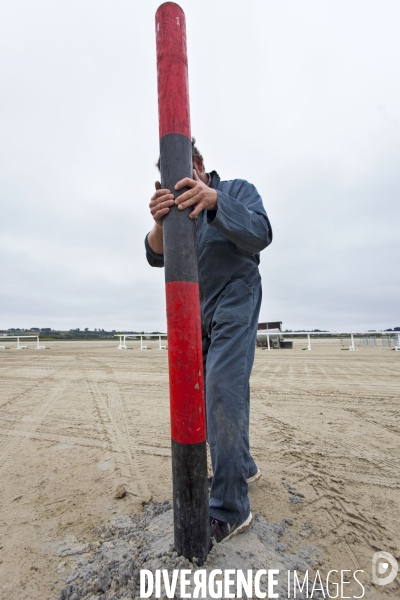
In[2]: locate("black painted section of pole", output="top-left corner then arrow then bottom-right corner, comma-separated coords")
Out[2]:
171,440 -> 210,562
160,134 -> 198,284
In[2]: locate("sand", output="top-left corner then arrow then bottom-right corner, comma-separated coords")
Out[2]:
0,339 -> 399,598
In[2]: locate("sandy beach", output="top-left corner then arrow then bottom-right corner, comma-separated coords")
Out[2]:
0,339 -> 399,598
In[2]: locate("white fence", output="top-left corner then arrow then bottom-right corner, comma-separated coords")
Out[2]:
117,334 -> 167,350
116,330 -> 400,353
258,331 -> 400,351
0,335 -> 46,350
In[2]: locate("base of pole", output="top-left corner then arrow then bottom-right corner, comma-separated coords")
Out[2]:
171,439 -> 210,565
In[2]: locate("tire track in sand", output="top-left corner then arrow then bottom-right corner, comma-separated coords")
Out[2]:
254,408 -> 393,566
85,373 -> 150,501
0,368 -> 65,411
0,382 -> 66,474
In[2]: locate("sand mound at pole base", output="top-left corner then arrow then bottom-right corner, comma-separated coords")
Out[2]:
57,501 -> 326,600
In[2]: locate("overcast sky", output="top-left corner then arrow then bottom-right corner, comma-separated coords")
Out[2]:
1,0 -> 399,332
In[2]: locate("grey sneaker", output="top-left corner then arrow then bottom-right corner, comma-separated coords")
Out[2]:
247,468 -> 262,484
210,512 -> 253,543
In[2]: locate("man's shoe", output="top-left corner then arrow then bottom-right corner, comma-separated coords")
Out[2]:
208,469 -> 261,489
210,512 -> 253,543
247,468 -> 262,484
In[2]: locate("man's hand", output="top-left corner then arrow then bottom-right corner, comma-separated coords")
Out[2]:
149,181 -> 175,227
174,170 -> 218,218
148,181 -> 175,255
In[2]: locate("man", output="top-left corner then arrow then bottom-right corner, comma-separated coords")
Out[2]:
145,141 -> 273,542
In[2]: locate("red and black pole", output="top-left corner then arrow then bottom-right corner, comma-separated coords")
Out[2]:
155,3 -> 209,564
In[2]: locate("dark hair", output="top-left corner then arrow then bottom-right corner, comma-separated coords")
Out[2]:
156,137 -> 204,171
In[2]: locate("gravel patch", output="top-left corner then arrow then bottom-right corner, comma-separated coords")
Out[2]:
57,500 -> 323,599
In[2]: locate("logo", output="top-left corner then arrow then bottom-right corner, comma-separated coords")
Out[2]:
372,551 -> 398,586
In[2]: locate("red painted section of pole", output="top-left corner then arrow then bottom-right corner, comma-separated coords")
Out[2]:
156,2 -> 191,139
166,281 -> 206,445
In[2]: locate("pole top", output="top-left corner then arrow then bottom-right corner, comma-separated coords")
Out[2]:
156,2 -> 185,16
155,1 -> 190,139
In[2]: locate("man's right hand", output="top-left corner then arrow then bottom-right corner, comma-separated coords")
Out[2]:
149,181 -> 175,227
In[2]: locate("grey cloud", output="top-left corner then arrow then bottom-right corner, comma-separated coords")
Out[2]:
1,0 -> 399,331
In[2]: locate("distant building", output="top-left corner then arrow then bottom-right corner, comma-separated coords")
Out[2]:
257,322 -> 293,349
257,321 -> 282,331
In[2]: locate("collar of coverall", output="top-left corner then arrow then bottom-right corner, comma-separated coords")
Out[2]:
207,170 -> 220,189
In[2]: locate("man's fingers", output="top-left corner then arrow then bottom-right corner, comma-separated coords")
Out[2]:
150,197 -> 175,212
177,194 -> 201,210
175,177 -> 196,191
175,188 -> 198,205
154,207 -> 170,219
151,190 -> 173,204
189,201 -> 205,219
149,182 -> 173,226
154,188 -> 171,196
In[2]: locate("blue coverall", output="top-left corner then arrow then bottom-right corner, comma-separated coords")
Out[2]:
145,170 -> 273,524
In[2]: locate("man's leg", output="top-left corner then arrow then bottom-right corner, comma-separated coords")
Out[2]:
244,382 -> 259,479
205,279 -> 261,525
206,383 -> 259,486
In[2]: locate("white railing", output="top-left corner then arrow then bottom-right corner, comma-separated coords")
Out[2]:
258,330 -> 400,351
117,334 -> 167,351
0,335 -> 46,350
114,330 -> 400,353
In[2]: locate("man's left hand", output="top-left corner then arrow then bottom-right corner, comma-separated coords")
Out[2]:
174,170 -> 218,218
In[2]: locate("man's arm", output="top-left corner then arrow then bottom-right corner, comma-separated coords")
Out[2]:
207,180 -> 272,255
145,230 -> 164,267
175,175 -> 272,256
147,223 -> 164,255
